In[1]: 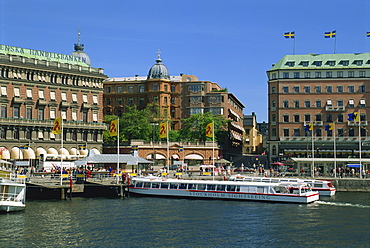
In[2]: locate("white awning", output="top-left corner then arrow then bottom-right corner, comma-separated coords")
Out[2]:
10,147 -> 23,160
70,148 -> 79,155
91,148 -> 101,155
172,154 -> 179,159
184,154 -> 203,160
23,148 -> 36,159
47,148 -> 58,155
36,147 -> 47,157
0,147 -> 10,160
146,154 -> 166,159
59,148 -> 69,155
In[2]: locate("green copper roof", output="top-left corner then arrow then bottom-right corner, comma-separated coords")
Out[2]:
269,53 -> 370,71
0,44 -> 90,67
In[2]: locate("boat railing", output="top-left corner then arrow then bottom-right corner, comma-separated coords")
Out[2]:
0,192 -> 22,202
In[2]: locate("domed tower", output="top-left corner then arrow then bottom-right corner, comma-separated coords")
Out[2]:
147,50 -> 170,80
70,27 -> 92,66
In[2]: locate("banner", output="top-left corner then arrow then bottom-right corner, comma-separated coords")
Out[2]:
52,117 -> 62,134
159,122 -> 167,138
109,119 -> 118,136
206,122 -> 213,137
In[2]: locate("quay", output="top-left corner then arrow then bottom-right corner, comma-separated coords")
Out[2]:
19,171 -> 370,200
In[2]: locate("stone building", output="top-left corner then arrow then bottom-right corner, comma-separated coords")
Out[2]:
103,54 -> 245,161
266,52 -> 370,175
0,38 -> 107,167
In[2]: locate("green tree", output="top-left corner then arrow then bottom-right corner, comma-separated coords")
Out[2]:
179,112 -> 230,142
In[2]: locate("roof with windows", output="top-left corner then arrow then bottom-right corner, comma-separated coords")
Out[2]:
269,53 -> 370,71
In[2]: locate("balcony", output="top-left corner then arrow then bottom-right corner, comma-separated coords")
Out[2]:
326,106 -> 345,111
12,97 -> 23,104
304,121 -> 323,126
348,121 -> 368,126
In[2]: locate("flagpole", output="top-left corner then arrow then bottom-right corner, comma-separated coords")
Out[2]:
311,124 -> 315,178
212,121 -> 215,180
293,35 -> 296,55
333,123 -> 337,178
60,117 -> 63,186
334,34 -> 337,54
359,114 -> 362,179
166,121 -> 169,174
117,118 -> 120,183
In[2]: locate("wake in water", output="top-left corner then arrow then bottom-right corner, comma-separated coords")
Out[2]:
316,200 -> 370,208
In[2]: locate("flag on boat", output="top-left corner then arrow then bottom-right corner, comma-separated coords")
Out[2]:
109,119 -> 118,136
304,123 -> 313,131
324,30 -> 336,38
206,122 -> 213,137
284,31 -> 295,39
159,122 -> 167,138
325,123 -> 334,131
52,117 -> 62,134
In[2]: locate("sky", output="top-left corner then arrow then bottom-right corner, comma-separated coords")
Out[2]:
1,0 -> 369,122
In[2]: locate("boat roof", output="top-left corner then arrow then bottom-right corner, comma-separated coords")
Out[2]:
230,175 -> 331,183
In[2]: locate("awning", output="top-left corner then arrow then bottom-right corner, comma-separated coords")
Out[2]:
70,148 -> 79,155
59,148 -> 70,155
184,154 -> 203,160
172,154 -> 179,159
36,147 -> 47,157
0,147 -> 10,160
23,148 -> 36,159
91,148 -> 101,155
10,147 -> 23,160
146,154 -> 165,159
47,148 -> 58,155
347,164 -> 361,168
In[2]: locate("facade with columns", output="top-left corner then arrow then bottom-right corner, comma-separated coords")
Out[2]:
0,43 -> 107,166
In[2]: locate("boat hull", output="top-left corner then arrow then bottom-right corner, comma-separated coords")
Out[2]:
0,201 -> 25,213
129,188 -> 319,204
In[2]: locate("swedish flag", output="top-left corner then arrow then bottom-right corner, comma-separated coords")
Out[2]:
367,31 -> 370,37
304,124 -> 313,131
284,31 -> 295,39
324,30 -> 336,38
325,123 -> 334,131
178,146 -> 183,152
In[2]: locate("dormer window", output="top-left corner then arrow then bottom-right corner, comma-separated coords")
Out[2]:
286,61 -> 295,67
327,61 -> 335,66
300,61 -> 309,67
340,60 -> 349,66
354,60 -> 363,66
313,61 -> 322,66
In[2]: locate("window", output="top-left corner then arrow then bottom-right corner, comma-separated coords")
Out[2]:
0,106 -> 7,118
50,110 -> 55,119
328,61 -> 335,66
105,87 -> 111,93
326,99 -> 332,106
305,100 -> 310,108
164,97 -> 168,104
315,86 -> 321,93
283,129 -> 289,137
287,62 -> 295,67
13,106 -> 19,118
117,86 -> 122,93
314,61 -> 322,66
326,86 -> 332,93
14,87 -> 20,97
348,71 -> 354,78
360,114 -> 366,121
164,85 -> 168,92
106,98 -> 111,105
304,72 -> 311,78
50,91 -> 56,101
26,89 -> 33,99
294,100 -> 299,108
92,113 -> 98,122
72,93 -> 77,103
359,71 -> 366,77
139,86 -> 145,93
337,86 -> 343,93
61,111 -> 66,120
189,85 -> 203,92
283,72 -> 289,79
283,115 -> 289,122
153,96 -> 158,103
326,72 -> 332,78
272,114 -> 276,122
305,114 -> 310,122
72,112 -> 77,121
38,108 -> 44,120
316,128 -> 322,137
341,60 -> 349,66
337,71 -> 343,78
283,100 -> 289,108
271,87 -> 276,94
337,100 -> 343,107
315,72 -> 321,78
189,108 -> 204,115
337,114 -> 343,122
294,72 -> 300,78
61,92 -> 67,101
348,99 -> 354,107
26,107 -> 32,119
139,97 -> 145,105
301,61 -> 309,67
153,84 -> 158,91
128,86 -> 134,93
117,98 -> 122,105
272,100 -> 276,108
359,85 -> 366,92
93,95 -> 98,105
326,114 -> 333,122
293,86 -> 299,93
294,114 -> 300,122
360,99 -> 366,108
128,98 -> 133,105
38,90 -> 44,99
283,86 -> 289,93
316,100 -> 321,108
355,60 -> 363,66
171,97 -> 175,104
293,128 -> 300,136
83,95 -> 88,103
171,85 -> 175,92
304,86 -> 310,93
315,114 -> 322,121
338,128 -> 344,136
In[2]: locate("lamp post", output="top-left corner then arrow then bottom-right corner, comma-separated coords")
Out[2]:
151,123 -> 158,169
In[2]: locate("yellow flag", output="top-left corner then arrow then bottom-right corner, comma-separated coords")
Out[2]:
109,119 -> 118,136
354,112 -> 359,122
206,122 -> 213,137
309,123 -> 313,131
159,122 -> 167,138
52,117 -> 62,134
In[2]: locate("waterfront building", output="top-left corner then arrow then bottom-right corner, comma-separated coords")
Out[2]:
0,38 -> 107,167
266,52 -> 370,175
243,112 -> 263,155
103,54 -> 245,161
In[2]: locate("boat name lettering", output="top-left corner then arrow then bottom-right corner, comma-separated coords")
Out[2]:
189,192 -> 270,200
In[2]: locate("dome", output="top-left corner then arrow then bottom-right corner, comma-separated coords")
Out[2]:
147,55 -> 170,80
70,43 -> 92,66
70,28 -> 92,66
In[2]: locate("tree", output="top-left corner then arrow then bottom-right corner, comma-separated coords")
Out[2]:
179,112 -> 230,142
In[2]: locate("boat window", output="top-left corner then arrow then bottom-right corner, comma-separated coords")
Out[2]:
314,183 -> 323,188
235,185 -> 241,192
197,184 -> 206,190
271,179 -> 279,183
143,182 -> 150,188
151,182 -> 160,188
217,185 -> 226,191
257,186 -> 265,193
243,178 -> 253,182
160,183 -> 169,189
135,182 -> 143,188
207,184 -> 216,191
169,183 -> 179,189
228,185 -> 236,192
178,183 -> 187,189
262,179 -> 270,183
187,184 -> 194,190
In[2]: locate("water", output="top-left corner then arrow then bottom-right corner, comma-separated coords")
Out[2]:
0,192 -> 369,248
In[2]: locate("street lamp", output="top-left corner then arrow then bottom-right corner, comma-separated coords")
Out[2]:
151,123 -> 158,168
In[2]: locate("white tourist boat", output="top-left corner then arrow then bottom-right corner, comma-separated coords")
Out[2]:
129,177 -> 319,204
0,176 -> 26,213
229,175 -> 336,196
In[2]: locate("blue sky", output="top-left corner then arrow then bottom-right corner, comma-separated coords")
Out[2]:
1,0 -> 370,122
